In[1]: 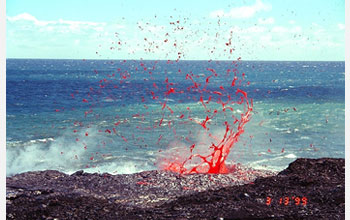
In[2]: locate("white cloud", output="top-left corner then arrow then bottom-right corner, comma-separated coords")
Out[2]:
271,26 -> 287,33
258,17 -> 274,25
7,13 -> 106,27
6,13 -> 118,32
313,27 -> 325,35
6,12 -> 344,61
228,25 -> 266,34
7,13 -> 36,22
7,13 -> 53,26
137,21 -> 164,33
245,26 -> 266,33
210,0 -> 271,19
272,26 -> 302,33
337,23 -> 345,30
57,18 -> 106,27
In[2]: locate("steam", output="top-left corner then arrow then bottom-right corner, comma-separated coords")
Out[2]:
7,127 -> 152,176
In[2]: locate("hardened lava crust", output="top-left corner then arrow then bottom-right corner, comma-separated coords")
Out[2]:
6,158 -> 344,219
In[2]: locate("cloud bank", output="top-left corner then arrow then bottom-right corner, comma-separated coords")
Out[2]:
210,0 -> 271,19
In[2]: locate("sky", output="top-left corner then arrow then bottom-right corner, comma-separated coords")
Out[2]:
6,0 -> 345,61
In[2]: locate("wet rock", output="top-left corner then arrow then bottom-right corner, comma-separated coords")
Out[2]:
6,158 -> 344,219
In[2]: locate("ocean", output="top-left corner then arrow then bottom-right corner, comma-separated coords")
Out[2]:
6,59 -> 345,176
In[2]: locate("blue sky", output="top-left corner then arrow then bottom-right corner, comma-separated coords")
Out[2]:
6,0 -> 345,60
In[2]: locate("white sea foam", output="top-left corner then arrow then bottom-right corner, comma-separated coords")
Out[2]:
284,153 -> 297,159
7,128 -> 105,176
246,153 -> 297,171
164,98 -> 175,102
7,137 -> 85,176
7,126 -> 158,176
77,160 -> 153,175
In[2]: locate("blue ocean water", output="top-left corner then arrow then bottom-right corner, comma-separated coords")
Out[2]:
6,59 -> 345,176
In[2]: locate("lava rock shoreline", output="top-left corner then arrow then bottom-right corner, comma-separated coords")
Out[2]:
6,158 -> 344,219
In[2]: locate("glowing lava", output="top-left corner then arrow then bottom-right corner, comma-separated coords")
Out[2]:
159,82 -> 253,174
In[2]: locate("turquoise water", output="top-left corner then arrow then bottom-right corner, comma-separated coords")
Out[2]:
6,59 -> 345,176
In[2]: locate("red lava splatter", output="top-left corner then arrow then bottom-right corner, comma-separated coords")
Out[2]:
121,136 -> 128,142
160,87 -> 253,174
70,15 -> 260,174
136,181 -> 151,185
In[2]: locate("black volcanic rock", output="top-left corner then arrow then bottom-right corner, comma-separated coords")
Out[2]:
6,158 -> 344,219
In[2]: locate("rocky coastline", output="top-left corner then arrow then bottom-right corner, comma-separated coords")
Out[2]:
6,158 -> 344,219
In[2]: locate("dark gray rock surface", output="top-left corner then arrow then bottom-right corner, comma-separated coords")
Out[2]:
6,158 -> 344,219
